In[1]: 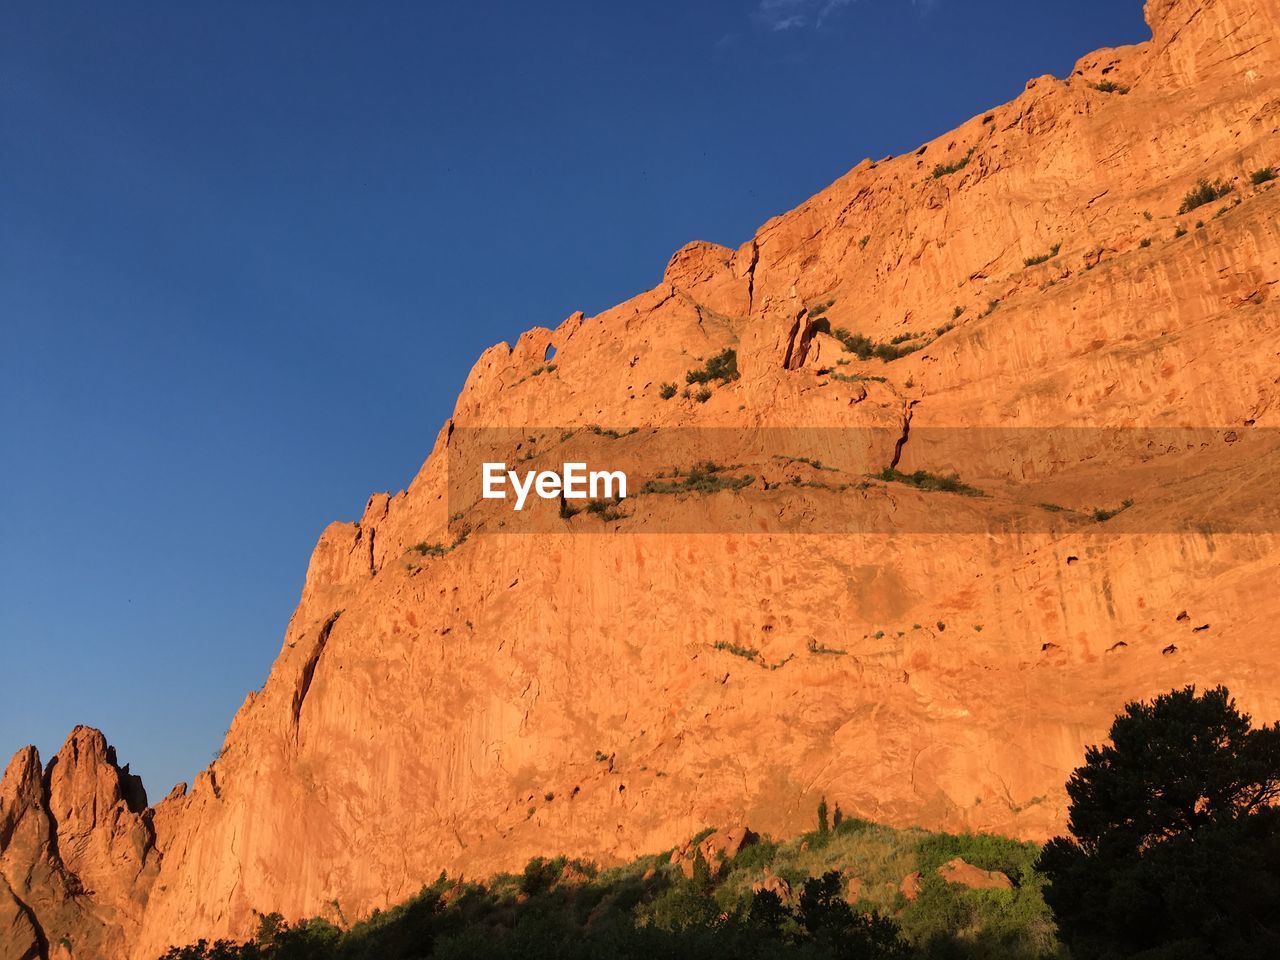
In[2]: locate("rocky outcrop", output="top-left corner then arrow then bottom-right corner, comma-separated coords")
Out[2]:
0,729 -> 157,960
670,826 -> 757,879
937,858 -> 1013,892
8,0 -> 1280,956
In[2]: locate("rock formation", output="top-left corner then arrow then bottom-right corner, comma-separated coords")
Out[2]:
5,1 -> 1280,956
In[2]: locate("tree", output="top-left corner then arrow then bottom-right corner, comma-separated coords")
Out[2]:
1038,685 -> 1280,959
817,797 -> 830,835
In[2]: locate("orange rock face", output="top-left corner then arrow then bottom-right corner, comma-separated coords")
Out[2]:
5,1 -> 1280,956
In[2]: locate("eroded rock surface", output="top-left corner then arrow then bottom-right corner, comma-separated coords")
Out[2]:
7,1 -> 1280,956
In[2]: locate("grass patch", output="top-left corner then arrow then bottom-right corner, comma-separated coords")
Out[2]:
583,498 -> 627,522
873,468 -> 984,498
1090,80 -> 1129,94
713,641 -> 760,661
1178,178 -> 1232,214
590,425 -> 640,439
641,462 -> 755,496
932,146 -> 975,179
806,638 -> 847,656
411,527 -> 471,558
830,372 -> 888,384
1022,243 -> 1061,268
773,455 -> 836,471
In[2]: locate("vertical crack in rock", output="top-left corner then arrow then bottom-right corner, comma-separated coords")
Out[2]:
744,241 -> 759,316
890,401 -> 918,469
291,611 -> 343,738
782,306 -> 824,371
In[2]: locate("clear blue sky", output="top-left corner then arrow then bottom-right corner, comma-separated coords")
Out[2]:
0,1 -> 1149,796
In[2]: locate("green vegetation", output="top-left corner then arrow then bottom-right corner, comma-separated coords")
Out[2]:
585,498 -> 627,522
713,640 -> 760,661
1139,237 -> 1151,248
774,455 -> 836,472
530,363 -> 557,377
641,462 -> 755,496
1023,243 -> 1061,268
1174,224 -> 1188,238
685,348 -> 740,385
589,425 -> 640,439
831,372 -> 888,384
659,382 -> 678,400
1178,178 -> 1232,214
1251,166 -> 1276,185
1091,498 -> 1133,523
162,688 -> 1280,960
809,299 -> 834,318
693,386 -> 712,403
1089,80 -> 1129,94
411,527 -> 470,558
160,818 -> 1061,960
873,468 -> 984,498
859,234 -> 871,249
931,147 -> 975,180
832,328 -> 928,362
806,638 -> 847,656
1039,685 -> 1280,959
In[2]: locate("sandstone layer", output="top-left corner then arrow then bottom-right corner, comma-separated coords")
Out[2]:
4,1 -> 1280,957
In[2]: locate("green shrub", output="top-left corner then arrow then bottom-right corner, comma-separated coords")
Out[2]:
873,467 -> 984,498
832,328 -> 927,362
586,499 -> 626,521
659,382 -> 678,400
1022,243 -> 1061,268
1091,499 -> 1133,523
693,386 -> 712,403
590,425 -> 639,439
932,147 -> 975,179
1251,166 -> 1276,185
1090,80 -> 1129,94
642,462 -> 754,495
685,348 -> 740,385
1178,178 -> 1232,214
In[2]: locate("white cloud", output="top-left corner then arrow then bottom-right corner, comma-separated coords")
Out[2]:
750,0 -> 935,32
751,0 -> 855,31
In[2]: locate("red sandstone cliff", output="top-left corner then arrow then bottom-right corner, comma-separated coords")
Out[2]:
4,1 -> 1280,956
